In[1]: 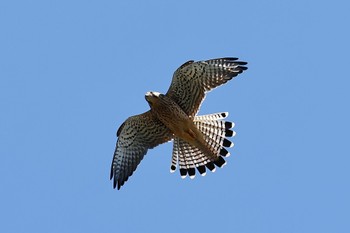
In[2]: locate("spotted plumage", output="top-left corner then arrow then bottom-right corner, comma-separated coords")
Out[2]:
110,57 -> 247,189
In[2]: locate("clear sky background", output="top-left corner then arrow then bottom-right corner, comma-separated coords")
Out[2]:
1,1 -> 349,232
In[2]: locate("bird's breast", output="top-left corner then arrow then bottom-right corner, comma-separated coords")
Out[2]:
151,96 -> 215,159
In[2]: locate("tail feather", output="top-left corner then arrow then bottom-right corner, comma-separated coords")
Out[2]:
176,138 -> 209,178
176,139 -> 188,178
170,139 -> 179,173
170,112 -> 235,179
173,138 -> 198,179
194,112 -> 229,121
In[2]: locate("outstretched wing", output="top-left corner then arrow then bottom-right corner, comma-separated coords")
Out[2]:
166,57 -> 247,117
110,111 -> 173,189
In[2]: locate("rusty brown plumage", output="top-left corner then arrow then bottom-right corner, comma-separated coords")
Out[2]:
110,57 -> 247,189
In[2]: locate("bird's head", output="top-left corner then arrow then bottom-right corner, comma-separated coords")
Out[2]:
145,91 -> 164,108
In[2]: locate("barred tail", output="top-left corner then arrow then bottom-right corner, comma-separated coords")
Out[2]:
170,112 -> 236,179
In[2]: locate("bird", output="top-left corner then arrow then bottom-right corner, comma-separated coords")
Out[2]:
110,57 -> 248,189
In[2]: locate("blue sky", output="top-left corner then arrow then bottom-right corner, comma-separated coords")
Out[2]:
1,0 -> 349,232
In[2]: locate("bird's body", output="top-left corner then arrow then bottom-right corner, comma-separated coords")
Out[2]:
111,57 -> 248,189
146,92 -> 191,139
146,92 -> 215,160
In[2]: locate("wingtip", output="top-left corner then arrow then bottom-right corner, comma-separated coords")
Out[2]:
236,61 -> 248,66
223,57 -> 248,67
117,179 -> 126,190
239,65 -> 248,70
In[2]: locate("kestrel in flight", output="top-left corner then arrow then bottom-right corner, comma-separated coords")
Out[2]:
110,57 -> 248,189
